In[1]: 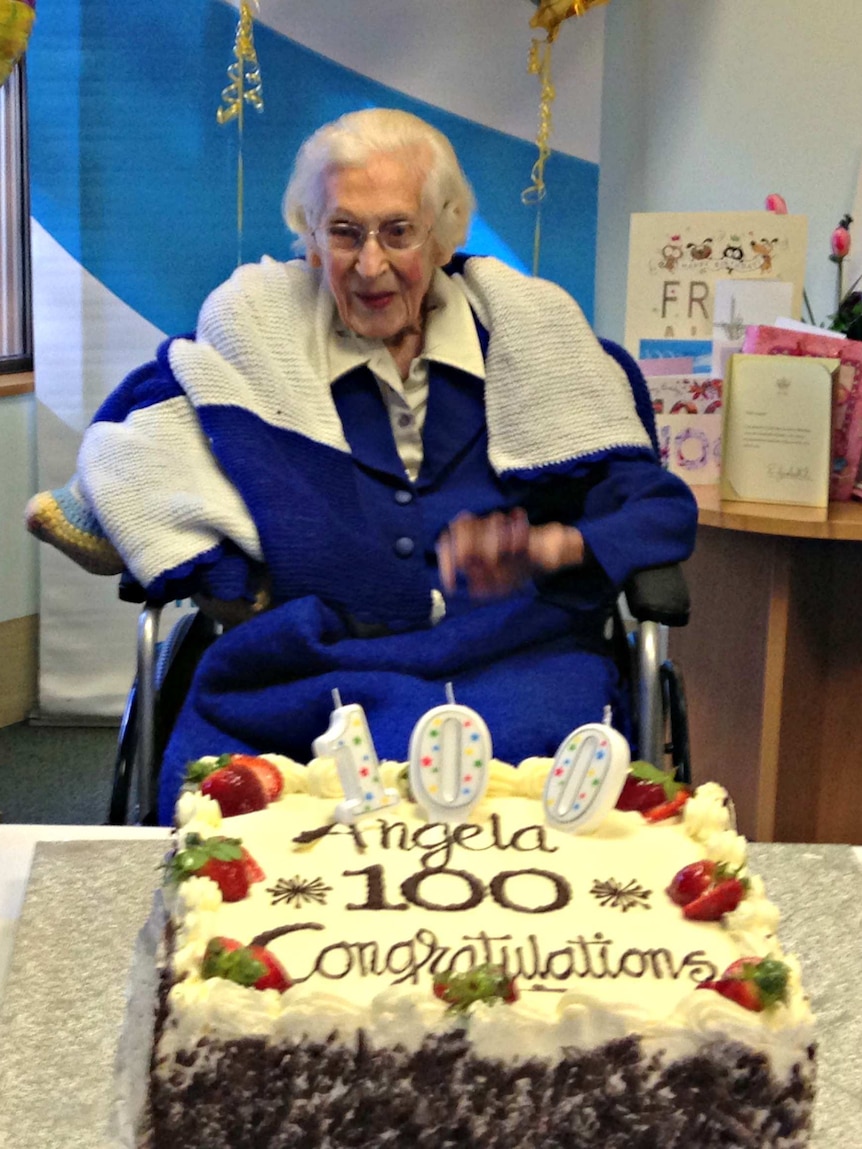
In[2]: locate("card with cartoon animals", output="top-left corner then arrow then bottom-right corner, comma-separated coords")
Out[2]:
624,212 -> 808,353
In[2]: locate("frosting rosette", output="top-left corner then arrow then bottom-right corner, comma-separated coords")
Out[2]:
683,781 -> 733,841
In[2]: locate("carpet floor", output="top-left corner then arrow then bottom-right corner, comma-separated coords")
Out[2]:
0,722 -> 118,824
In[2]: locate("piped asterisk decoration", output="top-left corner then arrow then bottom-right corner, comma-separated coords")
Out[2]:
590,877 -> 652,913
267,875 -> 333,909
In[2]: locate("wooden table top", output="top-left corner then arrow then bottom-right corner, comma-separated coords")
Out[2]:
693,483 -> 862,541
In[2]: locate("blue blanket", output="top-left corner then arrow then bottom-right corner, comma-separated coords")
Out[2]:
158,593 -> 625,823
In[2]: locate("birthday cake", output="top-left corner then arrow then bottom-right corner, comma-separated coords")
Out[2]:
145,748 -> 816,1148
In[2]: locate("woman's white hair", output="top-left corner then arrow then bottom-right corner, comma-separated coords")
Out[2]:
283,108 -> 475,256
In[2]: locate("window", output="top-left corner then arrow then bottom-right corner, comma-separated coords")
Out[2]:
0,61 -> 32,374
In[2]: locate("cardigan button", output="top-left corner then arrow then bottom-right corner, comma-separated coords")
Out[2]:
394,536 -> 415,558
394,489 -> 413,505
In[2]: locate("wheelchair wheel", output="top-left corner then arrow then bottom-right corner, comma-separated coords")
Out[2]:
661,659 -> 690,785
106,609 -> 217,825
107,680 -> 139,825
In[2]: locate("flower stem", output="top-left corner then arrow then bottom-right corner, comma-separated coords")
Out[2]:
837,260 -> 845,315
803,289 -> 817,325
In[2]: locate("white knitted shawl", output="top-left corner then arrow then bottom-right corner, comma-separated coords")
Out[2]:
79,256 -> 649,588
171,255 -> 648,470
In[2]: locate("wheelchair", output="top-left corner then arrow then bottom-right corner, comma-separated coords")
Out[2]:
107,337 -> 692,826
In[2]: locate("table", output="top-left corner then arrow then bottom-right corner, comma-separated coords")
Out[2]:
0,828 -> 859,1148
0,825 -> 169,1001
670,485 -> 862,844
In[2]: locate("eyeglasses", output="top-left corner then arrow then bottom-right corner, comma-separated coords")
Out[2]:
312,218 -> 431,254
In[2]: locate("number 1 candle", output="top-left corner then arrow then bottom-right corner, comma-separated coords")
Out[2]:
408,684 -> 491,823
543,720 -> 630,834
312,690 -> 400,824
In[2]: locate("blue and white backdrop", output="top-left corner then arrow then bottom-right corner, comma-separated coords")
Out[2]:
27,0 -> 607,717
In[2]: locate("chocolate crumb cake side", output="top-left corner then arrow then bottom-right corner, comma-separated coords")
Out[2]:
143,757 -> 816,1148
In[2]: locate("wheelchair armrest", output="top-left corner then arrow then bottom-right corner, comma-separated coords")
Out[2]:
623,563 -> 690,628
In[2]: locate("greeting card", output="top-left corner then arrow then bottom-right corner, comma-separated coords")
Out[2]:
721,354 -> 834,510
625,212 -> 808,356
646,375 -> 722,485
711,279 -> 794,381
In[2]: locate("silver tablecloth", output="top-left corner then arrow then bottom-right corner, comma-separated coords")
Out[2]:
0,839 -> 858,1148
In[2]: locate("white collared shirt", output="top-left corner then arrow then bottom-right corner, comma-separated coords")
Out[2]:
326,270 -> 486,481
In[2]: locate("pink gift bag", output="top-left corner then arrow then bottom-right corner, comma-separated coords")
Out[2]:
742,325 -> 862,501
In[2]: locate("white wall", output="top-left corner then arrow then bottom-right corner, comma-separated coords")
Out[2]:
596,0 -> 862,342
0,391 -> 37,624
250,0 -> 606,164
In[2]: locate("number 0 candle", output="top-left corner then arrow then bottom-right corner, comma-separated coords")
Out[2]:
543,722 -> 630,834
408,684 -> 491,823
312,691 -> 400,824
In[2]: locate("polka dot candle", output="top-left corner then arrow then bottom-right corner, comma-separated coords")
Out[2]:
312,691 -> 400,824
542,722 -> 630,834
408,685 -> 492,823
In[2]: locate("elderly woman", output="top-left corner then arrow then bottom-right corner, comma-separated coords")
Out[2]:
33,108 -> 697,822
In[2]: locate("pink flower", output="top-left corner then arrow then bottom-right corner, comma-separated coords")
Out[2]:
765,193 -> 788,214
831,222 -> 852,261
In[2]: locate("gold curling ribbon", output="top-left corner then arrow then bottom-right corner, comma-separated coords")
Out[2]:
523,0 -> 610,276
217,0 -> 264,266
521,38 -> 555,277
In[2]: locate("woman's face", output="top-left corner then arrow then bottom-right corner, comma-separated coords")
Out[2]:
309,151 -> 450,344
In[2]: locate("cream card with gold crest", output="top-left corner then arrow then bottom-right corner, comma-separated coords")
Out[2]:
721,354 -> 834,510
624,212 -> 808,354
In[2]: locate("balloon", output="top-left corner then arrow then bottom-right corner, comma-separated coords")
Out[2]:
0,0 -> 35,88
530,0 -> 610,42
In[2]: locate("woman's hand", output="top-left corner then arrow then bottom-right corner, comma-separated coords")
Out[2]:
436,508 -> 585,599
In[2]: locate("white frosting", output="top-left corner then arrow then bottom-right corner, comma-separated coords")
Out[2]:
703,829 -> 748,870
176,790 -> 223,835
682,782 -> 733,841
156,764 -> 815,1082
